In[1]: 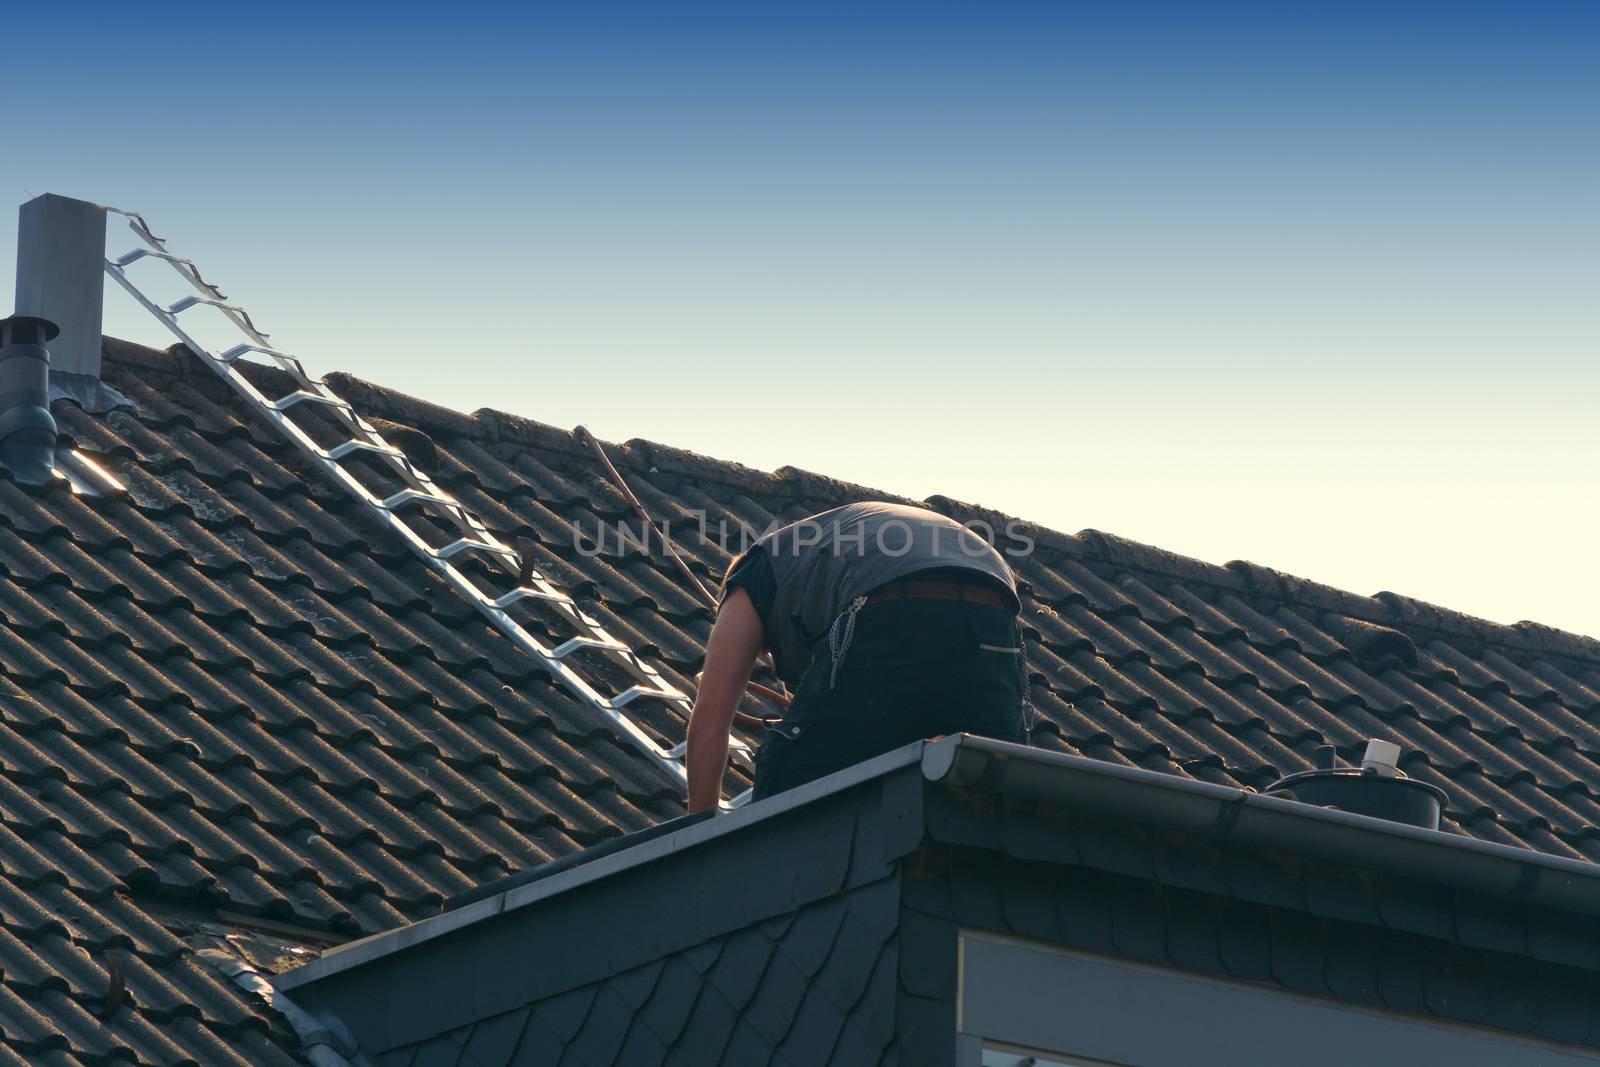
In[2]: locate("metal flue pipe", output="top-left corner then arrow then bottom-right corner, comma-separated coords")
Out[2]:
0,315 -> 61,485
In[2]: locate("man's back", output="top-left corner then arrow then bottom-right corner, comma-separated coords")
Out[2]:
752,501 -> 1019,685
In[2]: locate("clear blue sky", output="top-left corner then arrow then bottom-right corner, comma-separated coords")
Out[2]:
4,3 -> 1597,637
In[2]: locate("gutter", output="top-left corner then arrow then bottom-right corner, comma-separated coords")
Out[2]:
921,734 -> 1600,917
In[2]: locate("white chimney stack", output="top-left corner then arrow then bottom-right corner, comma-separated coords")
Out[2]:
14,194 -> 109,394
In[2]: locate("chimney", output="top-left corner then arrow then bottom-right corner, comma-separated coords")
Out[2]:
0,315 -> 61,484
14,194 -> 127,411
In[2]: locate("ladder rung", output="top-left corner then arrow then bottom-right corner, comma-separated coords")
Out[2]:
432,537 -> 516,562
114,247 -> 194,269
380,487 -> 460,512
553,635 -> 632,659
325,438 -> 405,461
611,682 -> 687,707
168,294 -> 244,315
219,342 -> 293,364
271,390 -> 351,412
493,587 -> 574,609
669,737 -> 753,759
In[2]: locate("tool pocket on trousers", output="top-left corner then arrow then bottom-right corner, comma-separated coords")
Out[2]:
837,606 -> 952,670
963,605 -> 1022,656
767,663 -> 832,742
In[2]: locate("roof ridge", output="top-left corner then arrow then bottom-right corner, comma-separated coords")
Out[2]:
99,339 -> 1600,668
103,336 -> 194,377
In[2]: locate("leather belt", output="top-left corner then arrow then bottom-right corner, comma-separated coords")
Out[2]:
864,579 -> 1011,610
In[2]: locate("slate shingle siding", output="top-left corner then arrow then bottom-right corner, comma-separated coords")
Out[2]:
301,777 -> 903,1066
3,336 -> 1600,1062
373,879 -> 900,1067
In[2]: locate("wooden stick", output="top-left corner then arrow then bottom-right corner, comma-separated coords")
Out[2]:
574,426 -> 790,718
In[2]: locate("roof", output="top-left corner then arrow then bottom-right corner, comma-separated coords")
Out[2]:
279,735 -> 1600,1064
4,336 -> 1600,1062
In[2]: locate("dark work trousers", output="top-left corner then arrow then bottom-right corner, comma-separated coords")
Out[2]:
751,597 -> 1027,802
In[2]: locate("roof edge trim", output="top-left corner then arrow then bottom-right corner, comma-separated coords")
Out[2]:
922,735 -> 1600,916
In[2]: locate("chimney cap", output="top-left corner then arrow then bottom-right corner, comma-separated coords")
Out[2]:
0,315 -> 61,344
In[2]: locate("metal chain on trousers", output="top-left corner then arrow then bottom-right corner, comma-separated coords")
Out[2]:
827,596 -> 870,689
1019,624 -> 1035,745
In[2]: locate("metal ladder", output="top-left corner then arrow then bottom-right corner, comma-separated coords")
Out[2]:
101,208 -> 753,806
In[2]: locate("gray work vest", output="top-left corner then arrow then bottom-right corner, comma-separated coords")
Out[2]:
752,501 -> 1019,686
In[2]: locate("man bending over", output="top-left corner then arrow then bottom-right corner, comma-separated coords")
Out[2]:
687,501 -> 1028,812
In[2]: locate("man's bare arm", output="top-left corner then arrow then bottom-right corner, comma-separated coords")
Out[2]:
686,587 -> 764,812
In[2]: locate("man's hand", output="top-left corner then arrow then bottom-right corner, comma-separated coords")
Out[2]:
686,588 -> 763,812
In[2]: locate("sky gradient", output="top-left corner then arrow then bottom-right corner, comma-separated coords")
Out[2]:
4,3 -> 1597,636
